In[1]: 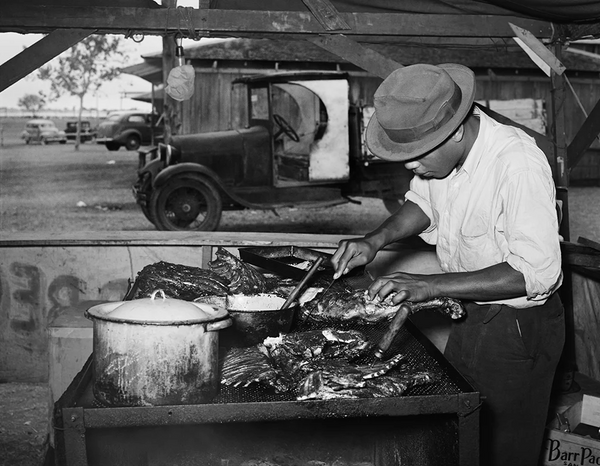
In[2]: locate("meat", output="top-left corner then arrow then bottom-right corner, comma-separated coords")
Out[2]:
299,288 -> 466,325
220,346 -> 282,390
129,261 -> 229,300
296,357 -> 438,401
209,247 -> 268,294
220,329 -> 440,400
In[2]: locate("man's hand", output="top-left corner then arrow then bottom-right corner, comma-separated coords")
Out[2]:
367,272 -> 435,304
330,238 -> 378,279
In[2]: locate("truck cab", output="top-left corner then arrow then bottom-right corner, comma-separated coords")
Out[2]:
134,71 -> 411,231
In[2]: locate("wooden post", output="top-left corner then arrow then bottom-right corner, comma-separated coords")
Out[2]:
162,0 -> 181,143
551,42 -> 578,387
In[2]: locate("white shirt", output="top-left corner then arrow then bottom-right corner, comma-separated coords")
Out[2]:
405,108 -> 562,308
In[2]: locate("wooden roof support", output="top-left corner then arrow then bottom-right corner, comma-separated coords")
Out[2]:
0,5 -> 553,40
308,35 -> 401,79
567,98 -> 600,171
0,29 -> 91,93
301,0 -> 350,31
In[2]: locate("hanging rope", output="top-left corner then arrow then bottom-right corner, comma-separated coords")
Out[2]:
177,6 -> 201,41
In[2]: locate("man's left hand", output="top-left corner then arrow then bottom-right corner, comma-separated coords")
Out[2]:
368,272 -> 435,304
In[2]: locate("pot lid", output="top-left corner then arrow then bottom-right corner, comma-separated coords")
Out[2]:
92,290 -> 229,324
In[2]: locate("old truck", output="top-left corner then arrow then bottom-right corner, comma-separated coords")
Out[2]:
133,71 -> 412,231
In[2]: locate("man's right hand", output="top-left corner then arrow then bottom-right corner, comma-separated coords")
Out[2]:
330,238 -> 379,279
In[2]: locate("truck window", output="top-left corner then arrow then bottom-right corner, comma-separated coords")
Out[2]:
250,87 -> 269,120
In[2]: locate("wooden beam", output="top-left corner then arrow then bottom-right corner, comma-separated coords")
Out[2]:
301,0 -> 350,31
0,6 -> 554,39
0,29 -> 91,93
309,35 -> 401,79
567,97 -> 600,170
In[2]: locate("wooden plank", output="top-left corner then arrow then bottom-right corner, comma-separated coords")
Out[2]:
0,6 -> 554,39
309,35 -> 401,79
0,28 -> 91,93
568,97 -> 600,170
509,23 -> 566,76
577,236 -> 600,253
301,0 -> 350,31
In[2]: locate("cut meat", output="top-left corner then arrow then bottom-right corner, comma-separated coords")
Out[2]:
129,261 -> 229,300
296,356 -> 438,401
209,247 -> 268,294
299,289 -> 466,325
220,346 -> 281,389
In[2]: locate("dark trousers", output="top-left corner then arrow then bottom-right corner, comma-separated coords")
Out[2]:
444,293 -> 565,466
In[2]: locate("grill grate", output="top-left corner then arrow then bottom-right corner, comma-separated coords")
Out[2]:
212,320 -> 463,405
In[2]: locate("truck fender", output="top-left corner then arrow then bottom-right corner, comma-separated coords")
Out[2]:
152,163 -> 276,210
153,163 -> 223,189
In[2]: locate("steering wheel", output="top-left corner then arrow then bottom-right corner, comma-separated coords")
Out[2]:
273,114 -> 300,142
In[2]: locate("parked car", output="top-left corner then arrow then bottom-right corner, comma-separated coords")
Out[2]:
96,111 -> 164,151
20,119 -> 67,145
64,120 -> 96,143
133,71 -> 411,231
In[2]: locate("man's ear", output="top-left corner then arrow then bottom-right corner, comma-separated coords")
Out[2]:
452,124 -> 465,142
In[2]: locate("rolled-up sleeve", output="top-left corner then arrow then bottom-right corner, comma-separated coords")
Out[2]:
502,170 -> 562,300
405,176 -> 438,245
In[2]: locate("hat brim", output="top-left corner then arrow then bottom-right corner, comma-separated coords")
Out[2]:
365,63 -> 476,162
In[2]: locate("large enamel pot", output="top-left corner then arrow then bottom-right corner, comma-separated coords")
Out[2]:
85,290 -> 232,407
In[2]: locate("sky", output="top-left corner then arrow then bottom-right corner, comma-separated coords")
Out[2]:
0,0 -> 210,113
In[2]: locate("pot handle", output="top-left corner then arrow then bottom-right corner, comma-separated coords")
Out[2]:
206,317 -> 233,332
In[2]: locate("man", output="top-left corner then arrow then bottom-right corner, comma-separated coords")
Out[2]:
331,63 -> 565,466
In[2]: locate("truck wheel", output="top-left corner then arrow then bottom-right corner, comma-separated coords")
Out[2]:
106,142 -> 120,151
125,135 -> 141,151
150,175 -> 222,231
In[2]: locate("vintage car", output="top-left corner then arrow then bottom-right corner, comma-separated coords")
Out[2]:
96,111 -> 164,151
20,119 -> 67,145
133,71 -> 411,231
64,120 -> 96,143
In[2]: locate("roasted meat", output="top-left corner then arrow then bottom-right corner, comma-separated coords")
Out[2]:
299,288 -> 466,324
220,346 -> 281,389
129,261 -> 229,300
296,356 -> 439,401
220,329 -> 440,400
209,247 -> 268,294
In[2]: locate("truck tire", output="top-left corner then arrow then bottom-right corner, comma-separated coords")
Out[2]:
150,174 -> 222,231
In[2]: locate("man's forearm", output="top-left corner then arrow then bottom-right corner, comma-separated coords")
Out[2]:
364,200 -> 431,250
430,262 -> 527,301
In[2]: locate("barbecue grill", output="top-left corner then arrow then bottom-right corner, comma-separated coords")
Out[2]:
52,317 -> 480,466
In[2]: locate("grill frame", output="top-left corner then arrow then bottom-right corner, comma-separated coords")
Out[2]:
53,320 -> 480,466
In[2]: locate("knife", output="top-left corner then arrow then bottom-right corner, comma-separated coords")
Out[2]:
373,303 -> 412,360
281,256 -> 325,310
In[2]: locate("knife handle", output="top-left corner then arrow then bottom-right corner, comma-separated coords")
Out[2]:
374,304 -> 412,359
281,256 -> 325,310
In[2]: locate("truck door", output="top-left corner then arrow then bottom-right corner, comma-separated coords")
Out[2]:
271,79 -> 350,187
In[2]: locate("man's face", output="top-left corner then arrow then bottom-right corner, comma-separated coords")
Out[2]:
403,131 -> 463,180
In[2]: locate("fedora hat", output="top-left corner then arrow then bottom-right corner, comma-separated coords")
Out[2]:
366,63 -> 476,162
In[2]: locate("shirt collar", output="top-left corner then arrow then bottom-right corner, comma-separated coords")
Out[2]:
457,107 -> 485,178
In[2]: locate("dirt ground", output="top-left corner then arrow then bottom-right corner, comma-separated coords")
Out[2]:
2,117 -> 600,465
0,383 -> 49,466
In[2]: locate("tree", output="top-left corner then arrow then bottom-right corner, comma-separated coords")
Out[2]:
18,93 -> 46,116
38,34 -> 127,150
